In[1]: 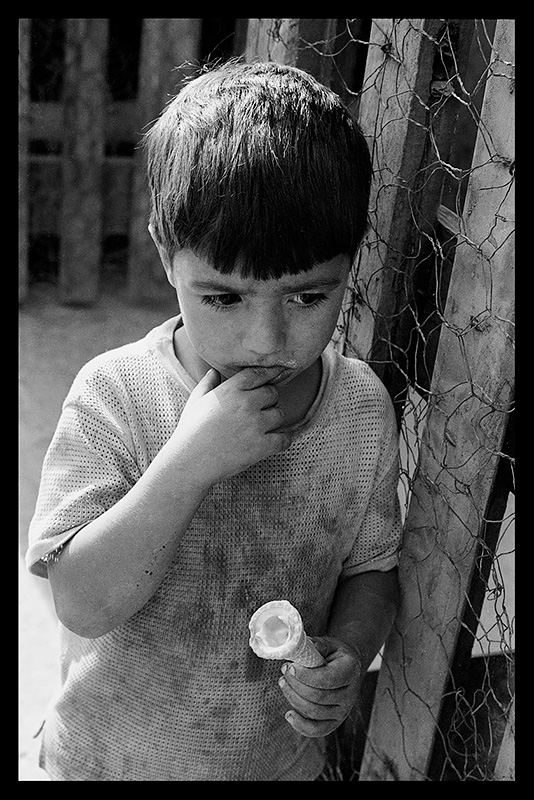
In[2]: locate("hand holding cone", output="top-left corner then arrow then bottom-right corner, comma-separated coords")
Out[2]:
248,600 -> 325,667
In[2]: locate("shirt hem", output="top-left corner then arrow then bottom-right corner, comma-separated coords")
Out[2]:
342,553 -> 399,578
26,524 -> 89,579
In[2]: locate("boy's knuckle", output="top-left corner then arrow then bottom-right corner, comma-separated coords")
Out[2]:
271,407 -> 284,424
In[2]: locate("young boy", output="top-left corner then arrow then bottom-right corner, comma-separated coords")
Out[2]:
26,61 -> 402,781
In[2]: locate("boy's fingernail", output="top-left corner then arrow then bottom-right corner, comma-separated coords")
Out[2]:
281,663 -> 288,675
288,665 -> 296,676
285,711 -> 293,723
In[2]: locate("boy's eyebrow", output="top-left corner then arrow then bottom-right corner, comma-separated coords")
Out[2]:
189,276 -> 344,293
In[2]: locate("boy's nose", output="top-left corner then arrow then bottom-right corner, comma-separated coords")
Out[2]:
241,307 -> 286,357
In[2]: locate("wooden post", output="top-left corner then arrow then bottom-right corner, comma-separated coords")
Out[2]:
493,695 -> 515,780
19,19 -> 30,303
127,18 -> 201,303
246,19 -> 299,64
359,18 -> 515,781
245,18 -> 338,85
406,21 -> 498,397
59,18 -> 108,305
335,20 -> 441,370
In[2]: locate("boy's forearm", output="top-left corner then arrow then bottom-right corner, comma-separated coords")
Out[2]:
46,365 -> 291,640
48,442 -> 211,639
326,568 -> 400,672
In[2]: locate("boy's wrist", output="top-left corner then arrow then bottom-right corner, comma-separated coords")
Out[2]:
149,426 -> 213,486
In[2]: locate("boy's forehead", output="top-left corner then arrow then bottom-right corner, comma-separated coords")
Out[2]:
172,249 -> 351,290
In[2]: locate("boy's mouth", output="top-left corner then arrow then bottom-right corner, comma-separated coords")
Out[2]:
222,361 -> 298,384
267,367 -> 296,385
229,359 -> 298,371
238,360 -> 298,379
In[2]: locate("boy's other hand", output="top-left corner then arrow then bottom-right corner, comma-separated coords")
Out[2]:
278,636 -> 364,738
172,366 -> 291,487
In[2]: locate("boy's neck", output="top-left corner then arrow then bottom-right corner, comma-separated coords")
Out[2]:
173,325 -> 322,428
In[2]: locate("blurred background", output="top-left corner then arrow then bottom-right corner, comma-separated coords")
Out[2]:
19,18 -> 249,304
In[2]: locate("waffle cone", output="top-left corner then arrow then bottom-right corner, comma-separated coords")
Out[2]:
285,630 -> 325,667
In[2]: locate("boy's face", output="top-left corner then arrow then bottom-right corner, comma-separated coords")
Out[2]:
155,241 -> 351,387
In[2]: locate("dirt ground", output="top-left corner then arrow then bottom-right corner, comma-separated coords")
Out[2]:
18,278 -> 178,781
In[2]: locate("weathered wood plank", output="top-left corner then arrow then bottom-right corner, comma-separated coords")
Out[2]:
58,18 -> 108,305
19,19 -> 30,303
103,160 -> 133,237
493,695 -> 515,780
359,18 -> 515,781
127,18 -> 201,303
405,21 -> 498,399
246,19 -> 301,65
335,19 -> 441,368
29,158 -> 132,238
29,100 -> 138,145
436,203 -> 462,237
245,18 -> 338,85
28,157 -> 62,234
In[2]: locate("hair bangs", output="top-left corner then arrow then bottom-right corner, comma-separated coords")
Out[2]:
187,175 -> 363,281
146,61 -> 372,280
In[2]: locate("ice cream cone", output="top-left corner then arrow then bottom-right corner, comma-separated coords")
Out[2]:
248,600 -> 325,667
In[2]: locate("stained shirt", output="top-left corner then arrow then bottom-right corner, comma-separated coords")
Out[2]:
26,316 -> 402,781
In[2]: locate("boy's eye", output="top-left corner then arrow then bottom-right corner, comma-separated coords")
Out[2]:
201,294 -> 242,310
292,293 -> 328,308
200,292 -> 328,310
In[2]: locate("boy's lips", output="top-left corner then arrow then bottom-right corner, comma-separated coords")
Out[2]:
224,361 -> 298,382
267,367 -> 296,384
229,360 -> 297,371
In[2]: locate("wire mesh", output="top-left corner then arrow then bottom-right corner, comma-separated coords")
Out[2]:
280,17 -> 515,781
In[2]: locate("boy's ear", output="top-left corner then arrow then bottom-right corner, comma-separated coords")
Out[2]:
148,224 -> 175,287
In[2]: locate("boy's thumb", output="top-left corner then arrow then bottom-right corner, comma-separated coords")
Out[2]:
192,367 -> 221,397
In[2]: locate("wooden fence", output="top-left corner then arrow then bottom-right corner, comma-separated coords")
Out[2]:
19,18 -> 247,304
19,19 -> 515,781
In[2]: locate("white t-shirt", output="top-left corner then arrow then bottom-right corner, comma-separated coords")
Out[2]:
27,316 -> 402,781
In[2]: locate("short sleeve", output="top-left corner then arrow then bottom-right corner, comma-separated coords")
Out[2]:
341,384 -> 403,577
25,365 -> 142,578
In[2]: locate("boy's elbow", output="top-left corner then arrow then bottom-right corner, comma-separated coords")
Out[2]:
48,563 -> 118,639
54,597 -> 116,639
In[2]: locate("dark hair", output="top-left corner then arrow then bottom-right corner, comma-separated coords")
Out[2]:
145,60 -> 372,280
